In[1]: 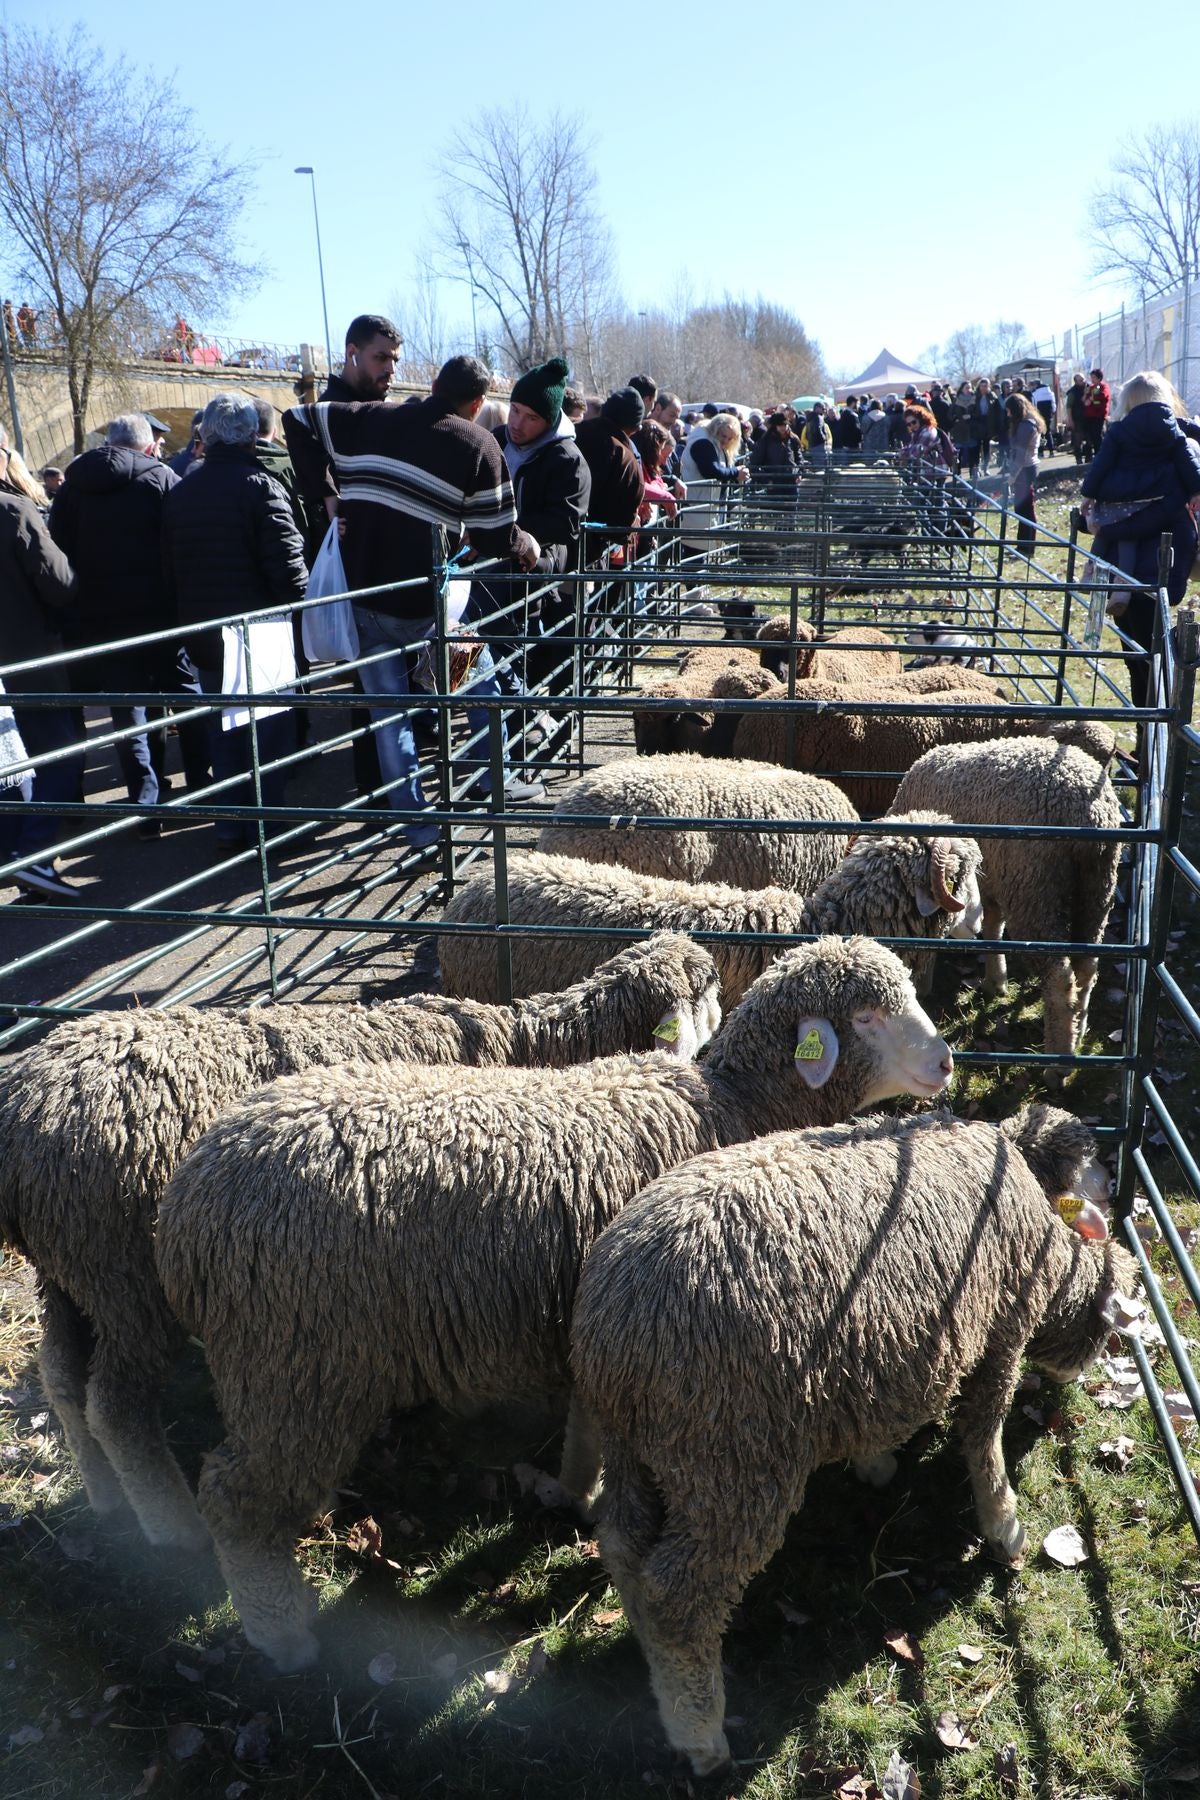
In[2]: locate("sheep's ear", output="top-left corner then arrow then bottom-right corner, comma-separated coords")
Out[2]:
914,885 -> 942,919
793,1017 -> 839,1088
652,1003 -> 700,1061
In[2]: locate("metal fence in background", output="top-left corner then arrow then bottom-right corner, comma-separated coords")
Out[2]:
1,460 -> 1197,1536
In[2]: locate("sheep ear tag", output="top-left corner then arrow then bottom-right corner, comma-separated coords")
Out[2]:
653,1004 -> 699,1061
794,1017 -> 838,1089
1055,1192 -> 1109,1240
914,885 -> 942,919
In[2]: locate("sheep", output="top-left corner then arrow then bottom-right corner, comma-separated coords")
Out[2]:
536,754 -> 858,891
153,936 -> 957,1672
729,678 -> 1114,814
569,1110 -> 1138,1775
887,736 -> 1123,1065
439,817 -> 983,1006
999,1102 -> 1112,1239
0,935 -> 721,1551
753,616 -> 904,685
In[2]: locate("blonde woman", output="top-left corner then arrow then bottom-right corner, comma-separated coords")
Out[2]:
679,412 -> 747,552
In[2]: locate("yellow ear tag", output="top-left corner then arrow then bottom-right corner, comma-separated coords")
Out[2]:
795,1028 -> 825,1062
1054,1193 -> 1085,1225
653,1016 -> 681,1044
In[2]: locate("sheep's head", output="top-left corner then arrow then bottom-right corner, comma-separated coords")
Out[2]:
1027,1240 -> 1140,1384
710,936 -> 954,1118
843,813 -> 984,941
633,687 -> 716,756
756,613 -> 817,679
1000,1103 -> 1111,1240
600,934 -> 723,1061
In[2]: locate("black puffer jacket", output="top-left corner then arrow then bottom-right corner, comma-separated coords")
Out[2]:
161,442 -> 309,666
0,486 -> 77,678
494,424 -> 591,576
48,444 -> 178,643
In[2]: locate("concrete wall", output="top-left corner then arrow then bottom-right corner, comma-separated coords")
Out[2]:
1079,278 -> 1200,415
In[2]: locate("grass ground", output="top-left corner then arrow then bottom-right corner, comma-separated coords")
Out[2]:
2,488 -> 1199,1798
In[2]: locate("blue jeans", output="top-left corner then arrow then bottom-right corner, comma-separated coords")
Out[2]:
352,607 -> 510,822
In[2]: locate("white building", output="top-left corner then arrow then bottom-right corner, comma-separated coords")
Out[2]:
1076,275 -> 1200,414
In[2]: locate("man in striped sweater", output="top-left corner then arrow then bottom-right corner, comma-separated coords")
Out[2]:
285,356 -> 541,848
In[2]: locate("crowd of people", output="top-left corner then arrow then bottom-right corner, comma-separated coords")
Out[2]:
3,306 -> 1198,902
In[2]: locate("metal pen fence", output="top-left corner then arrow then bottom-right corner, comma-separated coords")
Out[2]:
1,457 -> 1197,1534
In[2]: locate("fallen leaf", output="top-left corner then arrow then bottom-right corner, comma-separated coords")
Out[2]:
8,1723 -> 44,1748
102,1684 -> 131,1704
1042,1524 -> 1090,1567
956,1643 -> 984,1664
883,1627 -> 924,1668
576,1537 -> 601,1559
1165,1391 -> 1197,1429
132,1762 -> 163,1795
167,1722 -> 205,1761
523,1642 -> 548,1680
28,1412 -> 48,1429
511,1461 -> 572,1509
934,1710 -> 978,1752
1097,1436 -> 1137,1471
483,1668 -> 517,1695
882,1748 -> 921,1800
835,1774 -> 876,1798
593,1607 -> 624,1629
994,1742 -> 1020,1791
345,1515 -> 385,1558
367,1653 -> 397,1686
174,1661 -> 203,1684
430,1652 -> 458,1680
232,1713 -> 272,1763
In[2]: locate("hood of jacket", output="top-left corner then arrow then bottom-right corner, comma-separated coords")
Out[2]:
1113,401 -> 1186,455
63,442 -> 168,495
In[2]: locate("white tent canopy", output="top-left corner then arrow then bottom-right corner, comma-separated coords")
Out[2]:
835,348 -> 940,400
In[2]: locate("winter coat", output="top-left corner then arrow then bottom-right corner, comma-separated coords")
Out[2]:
970,393 -> 1003,444
679,432 -> 740,542
749,432 -> 801,478
834,408 -> 862,450
951,394 -> 976,448
253,437 -> 311,543
861,411 -> 890,455
494,423 -> 591,576
1082,401 -> 1200,605
574,415 -> 645,546
0,486 -> 77,679
48,444 -> 179,644
161,441 -> 309,667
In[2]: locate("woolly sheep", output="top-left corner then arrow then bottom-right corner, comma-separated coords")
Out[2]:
570,1111 -> 1137,1774
0,934 -> 720,1550
887,737 -> 1123,1066
536,753 -> 858,890
753,616 -> 903,685
439,817 -> 983,1006
729,678 -> 1114,813
154,937 -> 957,1673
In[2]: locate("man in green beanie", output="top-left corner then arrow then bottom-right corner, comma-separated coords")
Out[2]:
471,355 -> 591,758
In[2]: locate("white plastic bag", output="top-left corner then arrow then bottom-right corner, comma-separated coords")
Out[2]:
220,617 -> 297,732
301,522 -> 359,664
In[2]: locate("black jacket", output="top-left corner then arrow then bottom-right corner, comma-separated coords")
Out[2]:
494,425 -> 591,574
161,442 -> 309,667
574,415 -> 645,545
0,486 -> 77,679
48,444 -> 179,643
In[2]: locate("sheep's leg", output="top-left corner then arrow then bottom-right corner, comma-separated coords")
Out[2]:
36,1279 -> 126,1520
595,1437 -> 663,1646
1070,954 -> 1099,1048
558,1394 -> 602,1511
1041,957 -> 1076,1087
83,1291 -> 208,1552
981,900 -> 1007,995
956,1360 -> 1025,1562
198,1437 -> 322,1672
636,1487 -> 800,1778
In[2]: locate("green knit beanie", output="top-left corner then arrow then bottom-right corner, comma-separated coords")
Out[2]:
510,355 -> 570,429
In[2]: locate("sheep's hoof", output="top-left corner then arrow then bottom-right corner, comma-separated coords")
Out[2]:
686,1732 -> 732,1779
853,1451 -> 898,1489
253,1625 -> 320,1674
987,1515 -> 1026,1563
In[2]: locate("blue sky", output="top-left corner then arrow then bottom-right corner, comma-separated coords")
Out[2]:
12,0 -> 1200,380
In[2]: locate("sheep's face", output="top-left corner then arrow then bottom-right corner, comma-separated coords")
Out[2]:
1028,1244 -> 1140,1383
794,978 -> 954,1106
652,982 -> 722,1061
947,862 -> 983,939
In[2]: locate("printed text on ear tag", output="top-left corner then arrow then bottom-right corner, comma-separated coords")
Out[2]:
653,1016 -> 681,1043
795,1028 -> 824,1062
1054,1193 -> 1084,1225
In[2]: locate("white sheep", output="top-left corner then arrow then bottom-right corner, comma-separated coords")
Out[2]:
571,1111 -> 1137,1774
887,736 -> 1123,1066
153,937 -> 956,1673
0,935 -> 720,1549
536,753 -> 858,890
439,819 -> 983,1006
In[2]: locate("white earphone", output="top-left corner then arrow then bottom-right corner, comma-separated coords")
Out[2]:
351,353 -> 359,367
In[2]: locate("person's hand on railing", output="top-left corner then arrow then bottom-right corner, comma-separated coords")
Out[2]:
735,466 -> 749,484
514,531 -> 541,573
671,478 -> 687,502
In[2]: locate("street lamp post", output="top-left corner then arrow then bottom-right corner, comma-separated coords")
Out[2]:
294,166 -> 332,375
456,238 -> 479,359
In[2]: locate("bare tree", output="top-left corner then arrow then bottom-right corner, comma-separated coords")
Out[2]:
1088,120 -> 1200,295
0,26 -> 255,452
918,318 -> 1031,383
435,107 -> 614,374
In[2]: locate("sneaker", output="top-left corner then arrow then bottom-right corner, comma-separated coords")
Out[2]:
404,821 -> 441,852
13,863 -> 80,901
504,771 -> 547,802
